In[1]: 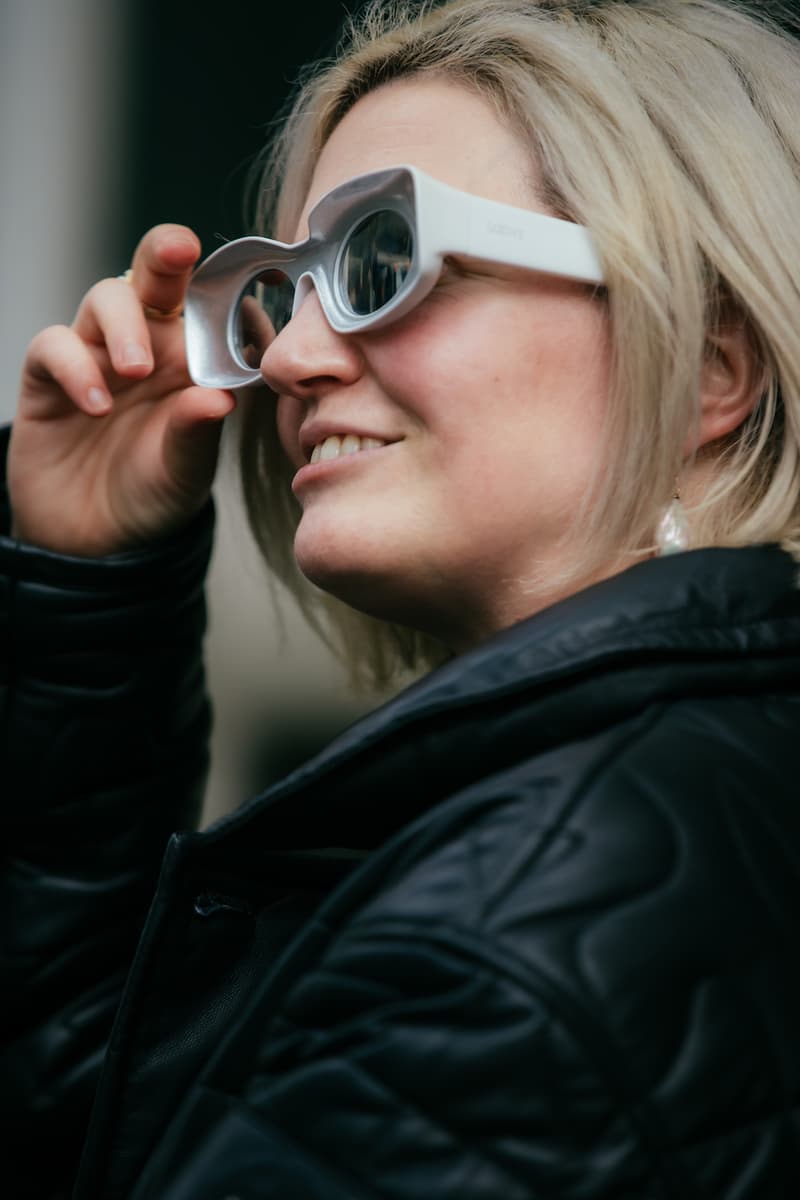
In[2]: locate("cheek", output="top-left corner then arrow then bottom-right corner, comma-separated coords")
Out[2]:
275,394 -> 304,468
540,303 -> 611,392
366,304 -> 492,417
363,288 -> 612,462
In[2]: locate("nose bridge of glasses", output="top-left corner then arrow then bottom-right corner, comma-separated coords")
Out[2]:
292,271 -> 315,317
290,254 -> 340,330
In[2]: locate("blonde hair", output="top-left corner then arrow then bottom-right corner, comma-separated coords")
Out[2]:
239,0 -> 800,687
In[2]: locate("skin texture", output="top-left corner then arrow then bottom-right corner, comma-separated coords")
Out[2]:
265,78 -> 615,649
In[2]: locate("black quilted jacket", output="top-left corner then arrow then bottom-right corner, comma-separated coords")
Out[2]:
2,429 -> 800,1198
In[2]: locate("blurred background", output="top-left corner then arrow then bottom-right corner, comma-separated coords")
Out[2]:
0,0 -> 401,824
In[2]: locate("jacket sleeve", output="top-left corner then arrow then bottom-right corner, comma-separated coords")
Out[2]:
0,428 -> 215,1199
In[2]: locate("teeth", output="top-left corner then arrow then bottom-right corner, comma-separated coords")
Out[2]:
310,434 -> 387,464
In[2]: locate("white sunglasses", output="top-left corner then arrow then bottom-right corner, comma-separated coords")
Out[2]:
184,163 -> 605,390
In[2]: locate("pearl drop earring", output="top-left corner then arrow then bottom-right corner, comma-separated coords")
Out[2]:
656,491 -> 689,556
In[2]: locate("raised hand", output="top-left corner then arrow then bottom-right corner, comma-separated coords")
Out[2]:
8,224 -> 236,557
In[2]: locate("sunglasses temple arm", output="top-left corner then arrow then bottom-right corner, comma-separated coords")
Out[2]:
422,176 -> 605,285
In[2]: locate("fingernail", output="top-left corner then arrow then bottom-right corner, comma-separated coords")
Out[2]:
121,342 -> 150,368
87,387 -> 111,413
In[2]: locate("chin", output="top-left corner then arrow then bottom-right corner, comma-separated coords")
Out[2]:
297,553 -> 399,622
294,537 -> 433,633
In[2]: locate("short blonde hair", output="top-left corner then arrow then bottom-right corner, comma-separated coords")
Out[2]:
240,0 -> 800,687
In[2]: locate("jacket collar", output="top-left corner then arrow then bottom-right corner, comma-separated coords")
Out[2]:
191,545 -> 800,865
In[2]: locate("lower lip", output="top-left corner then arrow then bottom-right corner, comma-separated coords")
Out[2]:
291,442 -> 397,495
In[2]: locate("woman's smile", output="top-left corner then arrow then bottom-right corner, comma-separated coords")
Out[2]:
309,434 -> 388,464
292,432 -> 401,496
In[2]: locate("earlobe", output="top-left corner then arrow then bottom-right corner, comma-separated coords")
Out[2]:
689,320 -> 764,454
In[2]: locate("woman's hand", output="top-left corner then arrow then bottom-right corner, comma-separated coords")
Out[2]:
8,225 -> 236,557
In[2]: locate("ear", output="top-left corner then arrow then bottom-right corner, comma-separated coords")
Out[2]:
686,317 -> 764,455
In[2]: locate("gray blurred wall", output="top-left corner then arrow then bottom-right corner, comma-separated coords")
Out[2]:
0,0 -> 125,396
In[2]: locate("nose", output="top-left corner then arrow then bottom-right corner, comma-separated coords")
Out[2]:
259,282 -> 364,401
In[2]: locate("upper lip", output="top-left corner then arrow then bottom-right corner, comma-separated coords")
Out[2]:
298,421 -> 401,464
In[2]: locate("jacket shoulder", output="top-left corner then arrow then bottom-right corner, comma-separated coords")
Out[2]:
355,689 -> 800,945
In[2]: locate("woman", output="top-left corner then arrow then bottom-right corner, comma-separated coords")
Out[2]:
4,0 -> 800,1196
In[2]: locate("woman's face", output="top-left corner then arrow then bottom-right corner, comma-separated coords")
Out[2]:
262,77 -> 612,649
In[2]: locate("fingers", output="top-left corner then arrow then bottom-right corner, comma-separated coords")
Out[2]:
23,224 -> 210,425
74,277 -> 156,379
128,224 -> 202,318
72,224 -> 201,380
72,223 -> 202,379
161,386 -> 237,497
71,225 -> 201,377
24,324 -> 114,416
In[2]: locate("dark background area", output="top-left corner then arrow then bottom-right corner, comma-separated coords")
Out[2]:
121,1 -> 364,260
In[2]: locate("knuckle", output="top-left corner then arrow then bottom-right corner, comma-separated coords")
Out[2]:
84,275 -> 131,310
91,276 -> 122,300
29,324 -> 70,354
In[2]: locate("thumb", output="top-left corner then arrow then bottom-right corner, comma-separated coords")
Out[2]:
161,386 -> 237,502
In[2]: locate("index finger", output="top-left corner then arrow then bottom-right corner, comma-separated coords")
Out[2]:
127,224 -> 202,317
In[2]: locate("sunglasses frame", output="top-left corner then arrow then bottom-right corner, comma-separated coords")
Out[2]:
184,164 -> 605,390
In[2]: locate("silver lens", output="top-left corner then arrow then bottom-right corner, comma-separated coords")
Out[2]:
342,210 -> 413,317
235,269 -> 295,368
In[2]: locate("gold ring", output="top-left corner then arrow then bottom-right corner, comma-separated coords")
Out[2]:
118,267 -> 184,321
